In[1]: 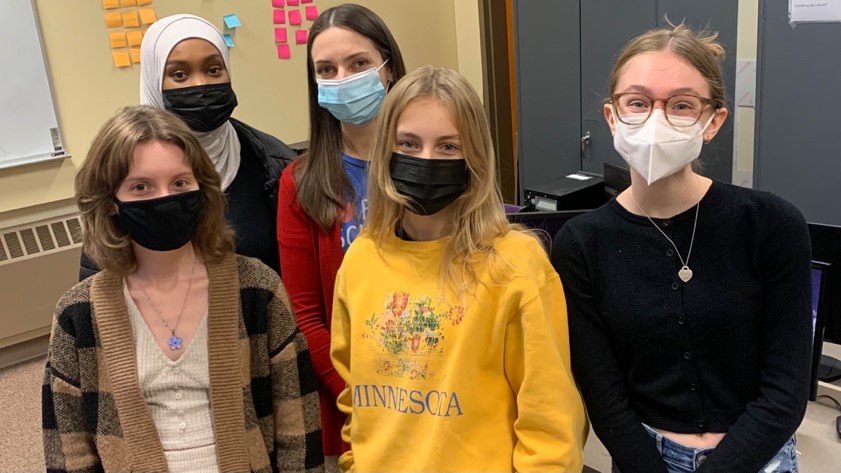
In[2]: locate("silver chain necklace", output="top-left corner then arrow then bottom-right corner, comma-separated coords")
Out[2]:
136,258 -> 197,350
629,182 -> 701,283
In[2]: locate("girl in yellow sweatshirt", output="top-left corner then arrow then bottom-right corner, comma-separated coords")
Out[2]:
330,66 -> 587,472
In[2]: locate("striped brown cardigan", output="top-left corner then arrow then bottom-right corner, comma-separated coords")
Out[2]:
42,253 -> 324,473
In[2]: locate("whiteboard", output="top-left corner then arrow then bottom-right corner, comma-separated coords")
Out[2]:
0,0 -> 65,169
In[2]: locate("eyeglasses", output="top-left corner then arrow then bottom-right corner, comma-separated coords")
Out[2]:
610,93 -> 721,128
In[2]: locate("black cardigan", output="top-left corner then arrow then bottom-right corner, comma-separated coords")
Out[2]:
551,181 -> 812,473
79,118 -> 298,280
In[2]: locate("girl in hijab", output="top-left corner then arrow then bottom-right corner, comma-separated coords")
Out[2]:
79,14 -> 295,279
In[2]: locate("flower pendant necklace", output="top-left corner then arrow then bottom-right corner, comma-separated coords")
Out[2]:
630,179 -> 701,283
137,258 -> 197,350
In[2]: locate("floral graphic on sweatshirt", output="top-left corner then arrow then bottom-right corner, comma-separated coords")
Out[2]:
363,292 -> 465,379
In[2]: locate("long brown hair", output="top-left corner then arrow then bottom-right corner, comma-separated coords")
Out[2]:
295,3 -> 406,230
76,106 -> 234,276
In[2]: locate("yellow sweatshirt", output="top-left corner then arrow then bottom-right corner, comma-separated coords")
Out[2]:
331,230 -> 587,472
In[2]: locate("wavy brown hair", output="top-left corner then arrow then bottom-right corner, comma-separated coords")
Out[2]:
295,3 -> 406,230
364,66 -> 537,295
76,106 -> 234,276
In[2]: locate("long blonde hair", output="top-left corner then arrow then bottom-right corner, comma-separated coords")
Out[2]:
365,66 -> 532,294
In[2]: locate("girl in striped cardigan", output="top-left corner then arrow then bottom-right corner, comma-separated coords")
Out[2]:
42,106 -> 323,473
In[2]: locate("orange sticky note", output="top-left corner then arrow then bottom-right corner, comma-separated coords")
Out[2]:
109,32 -> 127,49
113,50 -> 131,67
277,44 -> 291,59
137,0 -> 152,5
104,12 -> 122,28
122,11 -> 140,28
102,0 -> 119,9
288,10 -> 302,26
305,6 -> 318,21
130,47 -> 142,64
120,0 -> 137,6
139,8 -> 156,25
127,30 -> 143,47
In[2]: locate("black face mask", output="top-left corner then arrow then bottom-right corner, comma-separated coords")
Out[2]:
114,190 -> 203,252
162,83 -> 238,132
390,153 -> 468,216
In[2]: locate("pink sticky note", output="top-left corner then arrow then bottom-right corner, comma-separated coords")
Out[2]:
288,9 -> 302,25
301,0 -> 313,3
275,27 -> 287,43
272,0 -> 284,6
287,0 -> 300,5
277,44 -> 291,59
305,6 -> 318,21
295,29 -> 308,45
273,9 -> 285,24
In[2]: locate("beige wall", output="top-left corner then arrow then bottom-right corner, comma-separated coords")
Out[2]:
0,0 -> 470,216
453,0 -> 483,102
734,0 -> 759,187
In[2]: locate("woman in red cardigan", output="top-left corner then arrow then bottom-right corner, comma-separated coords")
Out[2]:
276,4 -> 406,462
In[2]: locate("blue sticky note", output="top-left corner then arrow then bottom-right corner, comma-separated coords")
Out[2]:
223,14 -> 241,29
223,33 -> 234,48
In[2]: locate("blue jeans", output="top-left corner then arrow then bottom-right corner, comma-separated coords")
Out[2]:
612,424 -> 799,473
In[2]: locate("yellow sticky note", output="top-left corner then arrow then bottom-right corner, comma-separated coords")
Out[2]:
104,12 -> 122,28
113,50 -> 131,68
137,0 -> 153,6
139,8 -> 156,25
120,0 -> 137,6
102,0 -> 119,9
127,30 -> 143,47
122,11 -> 139,28
130,47 -> 141,64
109,32 -> 127,49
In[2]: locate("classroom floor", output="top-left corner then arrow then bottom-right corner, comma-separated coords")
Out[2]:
0,357 -> 45,472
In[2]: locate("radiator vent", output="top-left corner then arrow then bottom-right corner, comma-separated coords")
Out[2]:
0,215 -> 83,266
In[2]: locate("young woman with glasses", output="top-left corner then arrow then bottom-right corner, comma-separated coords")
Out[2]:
551,22 -> 812,473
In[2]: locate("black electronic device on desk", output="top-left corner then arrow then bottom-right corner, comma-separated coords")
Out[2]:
523,171 -> 605,212
604,162 -> 631,197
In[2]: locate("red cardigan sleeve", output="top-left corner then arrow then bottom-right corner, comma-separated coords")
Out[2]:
277,165 -> 346,400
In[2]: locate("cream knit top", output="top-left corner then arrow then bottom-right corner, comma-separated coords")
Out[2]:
124,282 -> 219,473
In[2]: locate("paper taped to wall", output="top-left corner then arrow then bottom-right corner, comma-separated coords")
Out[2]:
790,0 -> 841,23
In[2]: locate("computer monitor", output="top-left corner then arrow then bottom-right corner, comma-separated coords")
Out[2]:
507,210 -> 589,252
810,261 -> 831,400
808,222 -> 841,344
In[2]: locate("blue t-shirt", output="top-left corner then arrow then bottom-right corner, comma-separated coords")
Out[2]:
341,153 -> 368,252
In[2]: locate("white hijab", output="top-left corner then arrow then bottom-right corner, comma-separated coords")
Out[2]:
140,14 -> 241,189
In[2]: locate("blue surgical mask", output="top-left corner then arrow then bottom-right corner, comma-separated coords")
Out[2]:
317,60 -> 389,125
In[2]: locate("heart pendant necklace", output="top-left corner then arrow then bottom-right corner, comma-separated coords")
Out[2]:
630,179 -> 701,284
